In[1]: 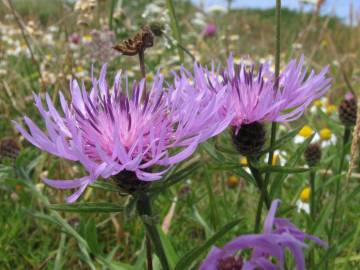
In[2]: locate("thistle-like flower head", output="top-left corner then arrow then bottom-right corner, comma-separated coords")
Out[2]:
200,199 -> 327,270
14,65 -> 232,202
203,55 -> 331,128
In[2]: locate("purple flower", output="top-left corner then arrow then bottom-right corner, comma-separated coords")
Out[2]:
13,65 -> 232,202
202,55 -> 331,128
68,33 -> 81,44
203,23 -> 217,37
200,199 -> 327,270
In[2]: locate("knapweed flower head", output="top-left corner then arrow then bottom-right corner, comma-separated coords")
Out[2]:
203,23 -> 217,38
14,65 -> 233,202
339,92 -> 357,126
218,54 -> 331,127
200,199 -> 327,270
191,54 -> 331,156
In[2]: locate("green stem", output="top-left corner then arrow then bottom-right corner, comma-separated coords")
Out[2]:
136,193 -> 170,270
328,127 -> 350,246
163,34 -> 195,62
254,191 -> 264,233
146,236 -> 153,270
109,0 -> 118,30
166,0 -> 184,62
138,49 -> 147,99
249,158 -> 271,232
274,0 -> 281,82
310,170 -> 316,220
264,0 -> 281,199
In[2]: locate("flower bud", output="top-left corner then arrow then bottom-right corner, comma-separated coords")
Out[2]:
113,170 -> 150,194
339,93 -> 357,126
226,175 -> 239,188
0,138 -> 20,161
304,143 -> 321,167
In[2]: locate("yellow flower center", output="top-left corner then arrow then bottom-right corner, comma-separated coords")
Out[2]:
319,128 -> 332,141
272,154 -> 280,165
298,125 -> 314,138
76,66 -> 84,73
82,34 -> 92,42
326,104 -> 336,115
300,187 -> 311,203
240,157 -> 248,166
313,99 -> 323,107
227,175 -> 239,188
146,73 -> 154,81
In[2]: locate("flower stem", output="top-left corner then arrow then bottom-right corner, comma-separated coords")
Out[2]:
146,236 -> 153,270
138,49 -> 147,99
138,49 -> 146,79
310,170 -> 316,220
328,127 -> 351,245
274,0 -> 281,82
249,158 -> 271,232
163,34 -> 195,62
264,0 -> 281,199
136,193 -> 170,270
166,0 -> 184,62
108,0 -> 118,30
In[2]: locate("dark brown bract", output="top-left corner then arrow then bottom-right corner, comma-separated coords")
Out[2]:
339,97 -> 357,126
231,122 -> 266,157
304,143 -> 321,167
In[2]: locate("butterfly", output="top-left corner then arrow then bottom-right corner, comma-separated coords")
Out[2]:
113,26 -> 154,56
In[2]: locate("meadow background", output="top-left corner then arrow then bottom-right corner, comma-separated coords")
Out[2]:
0,0 -> 360,269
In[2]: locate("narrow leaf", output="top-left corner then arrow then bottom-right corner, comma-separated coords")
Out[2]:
49,202 -> 124,213
175,218 -> 242,270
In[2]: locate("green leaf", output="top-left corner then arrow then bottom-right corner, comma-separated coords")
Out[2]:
158,226 -> 179,268
310,201 -> 332,235
270,134 -> 315,197
85,219 -> 100,255
257,165 -> 310,174
191,206 -> 214,238
214,143 -> 239,155
201,141 -> 227,162
209,162 -> 254,184
90,181 -> 119,192
317,231 -> 355,268
150,162 -> 201,192
96,256 -> 136,270
259,126 -> 303,155
49,202 -> 124,213
54,233 -> 66,270
175,218 -> 242,270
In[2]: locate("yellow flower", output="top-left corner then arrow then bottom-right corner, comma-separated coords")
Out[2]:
226,175 -> 239,188
298,125 -> 314,138
319,128 -> 332,141
233,56 -> 241,65
240,156 -> 248,166
146,73 -> 153,81
82,34 -> 92,43
272,154 -> 280,165
300,187 -> 311,203
45,54 -> 52,61
313,99 -> 323,107
326,104 -> 336,115
76,66 -> 84,73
